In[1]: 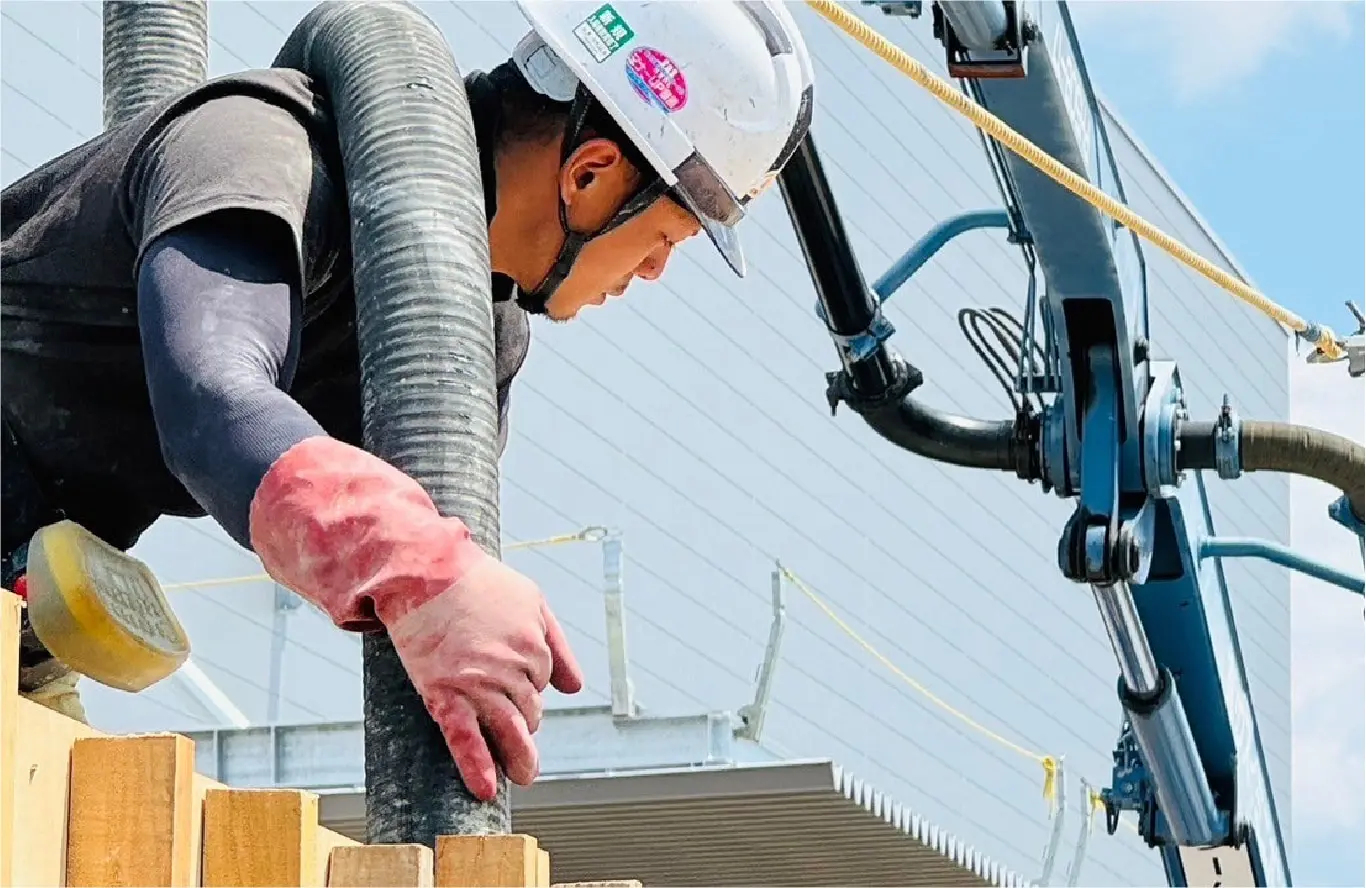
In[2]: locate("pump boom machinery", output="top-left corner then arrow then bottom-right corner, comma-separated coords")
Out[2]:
780,2 -> 1366,886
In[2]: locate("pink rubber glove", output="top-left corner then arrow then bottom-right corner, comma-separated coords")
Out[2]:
248,436 -> 584,799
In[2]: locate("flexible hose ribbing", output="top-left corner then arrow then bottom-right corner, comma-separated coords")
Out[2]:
1179,420 -> 1364,520
272,0 -> 504,844
102,1 -> 208,129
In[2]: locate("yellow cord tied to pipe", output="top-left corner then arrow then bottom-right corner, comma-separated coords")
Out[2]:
802,0 -> 1344,362
161,529 -> 611,591
778,564 -> 1059,803
1041,754 -> 1059,804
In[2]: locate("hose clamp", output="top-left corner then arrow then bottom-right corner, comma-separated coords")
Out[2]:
1214,394 -> 1242,481
829,304 -> 896,364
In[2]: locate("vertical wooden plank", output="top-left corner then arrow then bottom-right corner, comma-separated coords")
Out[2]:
314,824 -> 361,886
435,835 -> 541,887
535,850 -> 550,888
9,697 -> 99,887
0,592 -> 20,888
202,788 -> 321,887
66,734 -> 196,887
328,845 -> 434,887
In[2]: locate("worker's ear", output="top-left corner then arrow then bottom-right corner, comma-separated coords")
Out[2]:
560,138 -> 639,226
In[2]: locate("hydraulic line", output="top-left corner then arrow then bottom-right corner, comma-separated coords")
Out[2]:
273,0 -> 504,844
1179,420 -> 1365,520
102,1 -> 208,129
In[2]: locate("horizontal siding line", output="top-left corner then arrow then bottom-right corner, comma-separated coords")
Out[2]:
515,346 -> 1123,726
511,396 -> 1122,750
499,468 -> 1132,878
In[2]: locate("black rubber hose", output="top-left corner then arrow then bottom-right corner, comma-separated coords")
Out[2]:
779,136 -> 1033,477
1179,419 -> 1364,520
856,395 -> 1022,472
272,1 -> 505,844
102,1 -> 209,129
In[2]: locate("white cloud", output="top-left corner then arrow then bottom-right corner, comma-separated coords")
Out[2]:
1068,0 -> 1358,102
1287,361 -> 1365,857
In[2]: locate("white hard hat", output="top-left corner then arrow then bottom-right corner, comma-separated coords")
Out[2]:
512,1 -> 816,277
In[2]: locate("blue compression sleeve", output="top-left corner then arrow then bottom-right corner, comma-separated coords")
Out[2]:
138,210 -> 326,549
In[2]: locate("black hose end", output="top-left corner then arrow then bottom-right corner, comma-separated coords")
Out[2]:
1010,410 -> 1043,484
826,352 -> 1037,476
825,351 -> 924,417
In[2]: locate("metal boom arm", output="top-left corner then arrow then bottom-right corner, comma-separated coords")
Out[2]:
782,2 -> 1366,885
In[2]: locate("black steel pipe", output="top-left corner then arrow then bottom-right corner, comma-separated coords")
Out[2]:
780,134 -> 1030,476
1179,419 -> 1364,520
857,394 -> 1024,472
779,136 -> 898,397
273,0 -> 506,844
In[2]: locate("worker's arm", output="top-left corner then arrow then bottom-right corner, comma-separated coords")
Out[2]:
126,88 -> 582,796
138,211 -> 323,549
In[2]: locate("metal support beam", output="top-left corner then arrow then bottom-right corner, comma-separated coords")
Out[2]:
186,707 -> 755,790
1037,757 -> 1067,886
1064,779 -> 1098,887
736,565 -> 788,743
266,583 -> 301,724
601,531 -> 637,717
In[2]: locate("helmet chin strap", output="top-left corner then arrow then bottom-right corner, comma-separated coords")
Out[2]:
517,84 -> 671,316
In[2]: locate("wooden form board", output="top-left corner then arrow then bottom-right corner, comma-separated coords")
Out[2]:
1,591 -> 628,887
1,593 -> 19,888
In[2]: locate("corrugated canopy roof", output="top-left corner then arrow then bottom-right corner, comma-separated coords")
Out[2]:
318,760 -> 1031,887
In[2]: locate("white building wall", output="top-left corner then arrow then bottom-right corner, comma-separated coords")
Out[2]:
1,3 -> 1291,885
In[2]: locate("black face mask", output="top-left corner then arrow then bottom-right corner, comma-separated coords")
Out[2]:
514,82 -> 670,317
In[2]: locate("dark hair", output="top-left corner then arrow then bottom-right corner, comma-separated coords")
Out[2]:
487,59 -> 653,175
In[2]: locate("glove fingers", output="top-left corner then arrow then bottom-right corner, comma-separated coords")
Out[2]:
508,672 -> 545,736
480,691 -> 539,786
541,600 -> 585,694
434,694 -> 500,801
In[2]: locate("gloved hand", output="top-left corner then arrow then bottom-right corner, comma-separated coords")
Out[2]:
248,435 -> 584,800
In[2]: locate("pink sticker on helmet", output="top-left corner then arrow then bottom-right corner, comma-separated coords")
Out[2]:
625,47 -> 688,114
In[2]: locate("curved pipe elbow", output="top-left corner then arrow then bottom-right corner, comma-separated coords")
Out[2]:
855,395 -> 1027,474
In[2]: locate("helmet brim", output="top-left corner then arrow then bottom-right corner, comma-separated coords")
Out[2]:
678,190 -> 746,279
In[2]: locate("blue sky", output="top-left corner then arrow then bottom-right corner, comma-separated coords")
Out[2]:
1071,3 -> 1365,885
1071,0 -> 1364,339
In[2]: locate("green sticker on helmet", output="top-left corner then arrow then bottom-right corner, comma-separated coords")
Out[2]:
572,4 -> 635,63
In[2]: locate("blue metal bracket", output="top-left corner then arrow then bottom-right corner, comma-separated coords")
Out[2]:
1329,494 -> 1365,558
1198,537 -> 1364,596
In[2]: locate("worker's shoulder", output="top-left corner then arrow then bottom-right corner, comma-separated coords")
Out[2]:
173,67 -> 333,133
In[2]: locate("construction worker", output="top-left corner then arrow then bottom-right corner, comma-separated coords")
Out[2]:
0,2 -> 814,801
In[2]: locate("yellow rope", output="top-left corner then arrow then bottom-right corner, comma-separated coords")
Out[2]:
162,528 -> 609,591
162,574 -> 268,591
802,0 -> 1344,361
778,564 -> 1058,802
503,525 -> 610,551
